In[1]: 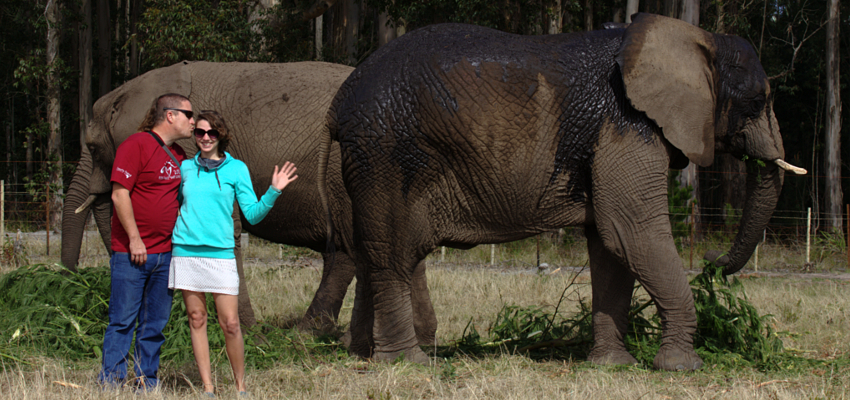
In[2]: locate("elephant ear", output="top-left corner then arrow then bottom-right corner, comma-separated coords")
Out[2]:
617,13 -> 717,167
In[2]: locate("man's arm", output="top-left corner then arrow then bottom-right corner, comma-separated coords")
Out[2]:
112,182 -> 147,265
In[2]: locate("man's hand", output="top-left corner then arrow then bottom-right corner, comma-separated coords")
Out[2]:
129,237 -> 148,265
112,182 -> 147,265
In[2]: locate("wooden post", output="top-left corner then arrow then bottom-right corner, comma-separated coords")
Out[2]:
489,244 -> 494,265
689,202 -> 695,269
846,204 -> 849,268
1,180 -> 4,243
754,239 -> 758,271
536,234 -> 540,267
441,246 -> 445,263
46,182 -> 50,256
806,207 -> 811,264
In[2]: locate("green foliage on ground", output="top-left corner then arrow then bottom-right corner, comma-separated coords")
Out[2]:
0,261 -> 846,376
0,264 -> 346,369
446,261 -> 793,371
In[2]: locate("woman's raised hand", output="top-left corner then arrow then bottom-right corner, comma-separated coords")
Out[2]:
271,161 -> 298,191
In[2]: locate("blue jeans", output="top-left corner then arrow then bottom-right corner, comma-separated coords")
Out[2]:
98,252 -> 173,389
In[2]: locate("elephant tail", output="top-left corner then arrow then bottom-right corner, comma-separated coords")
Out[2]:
317,100 -> 338,256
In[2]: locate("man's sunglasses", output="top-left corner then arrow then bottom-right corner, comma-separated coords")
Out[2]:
193,128 -> 220,140
163,108 -> 193,119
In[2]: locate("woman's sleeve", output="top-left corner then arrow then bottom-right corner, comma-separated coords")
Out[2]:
234,162 -> 281,225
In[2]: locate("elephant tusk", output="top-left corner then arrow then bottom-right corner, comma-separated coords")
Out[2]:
775,159 -> 807,175
75,195 -> 97,214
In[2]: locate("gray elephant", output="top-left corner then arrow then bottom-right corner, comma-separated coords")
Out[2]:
318,13 -> 806,370
62,60 -> 368,330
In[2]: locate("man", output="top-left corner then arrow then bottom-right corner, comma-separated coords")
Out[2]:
98,93 -> 193,391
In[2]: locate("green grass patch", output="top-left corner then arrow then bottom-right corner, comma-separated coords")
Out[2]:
0,264 -> 346,371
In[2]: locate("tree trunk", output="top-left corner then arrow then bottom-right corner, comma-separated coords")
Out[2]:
128,0 -> 141,78
664,0 -> 679,18
676,1 -> 700,234
626,0 -> 639,22
345,0 -> 361,64
547,0 -> 562,34
80,0 -> 93,150
680,0 -> 698,26
46,0 -> 64,232
98,0 -> 111,97
583,0 -> 593,31
250,0 -> 279,58
123,0 -> 130,80
316,15 -> 324,59
377,12 -> 396,46
612,7 -> 624,23
825,0 -> 842,230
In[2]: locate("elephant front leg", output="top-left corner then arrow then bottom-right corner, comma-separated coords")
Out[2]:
585,225 -> 638,366
594,214 -> 703,371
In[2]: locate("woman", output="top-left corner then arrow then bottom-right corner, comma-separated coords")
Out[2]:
169,110 -> 297,397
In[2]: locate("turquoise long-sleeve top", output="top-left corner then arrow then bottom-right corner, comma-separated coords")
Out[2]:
172,152 -> 280,258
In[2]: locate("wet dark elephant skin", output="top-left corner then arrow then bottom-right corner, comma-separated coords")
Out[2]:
324,14 -> 792,370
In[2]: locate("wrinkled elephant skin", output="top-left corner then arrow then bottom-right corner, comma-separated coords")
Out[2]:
61,61 -> 373,332
323,14 -> 801,370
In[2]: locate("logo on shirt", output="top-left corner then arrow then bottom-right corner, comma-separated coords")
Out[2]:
159,160 -> 181,180
116,167 -> 131,179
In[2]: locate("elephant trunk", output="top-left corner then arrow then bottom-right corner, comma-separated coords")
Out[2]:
61,145 -> 95,271
705,162 -> 783,275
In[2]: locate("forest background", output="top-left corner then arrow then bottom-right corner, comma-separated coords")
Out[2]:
0,0 -> 847,244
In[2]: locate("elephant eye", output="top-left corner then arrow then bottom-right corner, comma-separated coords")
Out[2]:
747,94 -> 766,118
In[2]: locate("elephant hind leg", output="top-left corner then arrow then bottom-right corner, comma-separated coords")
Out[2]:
585,224 -> 638,366
299,251 -> 356,334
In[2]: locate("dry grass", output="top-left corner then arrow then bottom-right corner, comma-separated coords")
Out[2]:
3,234 -> 850,398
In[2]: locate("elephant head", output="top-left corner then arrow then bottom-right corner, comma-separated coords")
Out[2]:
61,62 -> 192,270
617,13 -> 805,275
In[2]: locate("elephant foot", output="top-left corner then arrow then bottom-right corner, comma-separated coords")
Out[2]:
416,329 -> 436,347
373,346 -> 431,365
296,314 -> 338,336
340,329 -> 352,347
587,346 -> 638,366
653,344 -> 703,371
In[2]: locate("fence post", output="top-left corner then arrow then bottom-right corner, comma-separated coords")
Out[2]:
490,244 -> 496,266
46,182 -> 50,256
806,207 -> 811,264
441,246 -> 445,263
1,180 -> 4,242
846,204 -> 849,268
536,235 -> 540,268
689,202 -> 694,270
755,230 -> 765,272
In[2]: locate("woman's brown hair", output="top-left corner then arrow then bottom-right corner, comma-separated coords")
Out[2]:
136,93 -> 190,132
195,110 -> 230,157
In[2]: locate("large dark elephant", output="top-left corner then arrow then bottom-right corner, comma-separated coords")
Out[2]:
62,61 -> 366,331
318,13 -> 806,370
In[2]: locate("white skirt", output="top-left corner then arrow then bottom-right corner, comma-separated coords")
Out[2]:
169,256 -> 239,295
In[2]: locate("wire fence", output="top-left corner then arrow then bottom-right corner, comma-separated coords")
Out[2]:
0,161 -> 847,269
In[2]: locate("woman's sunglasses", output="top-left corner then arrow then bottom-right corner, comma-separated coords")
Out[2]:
193,128 -> 219,140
